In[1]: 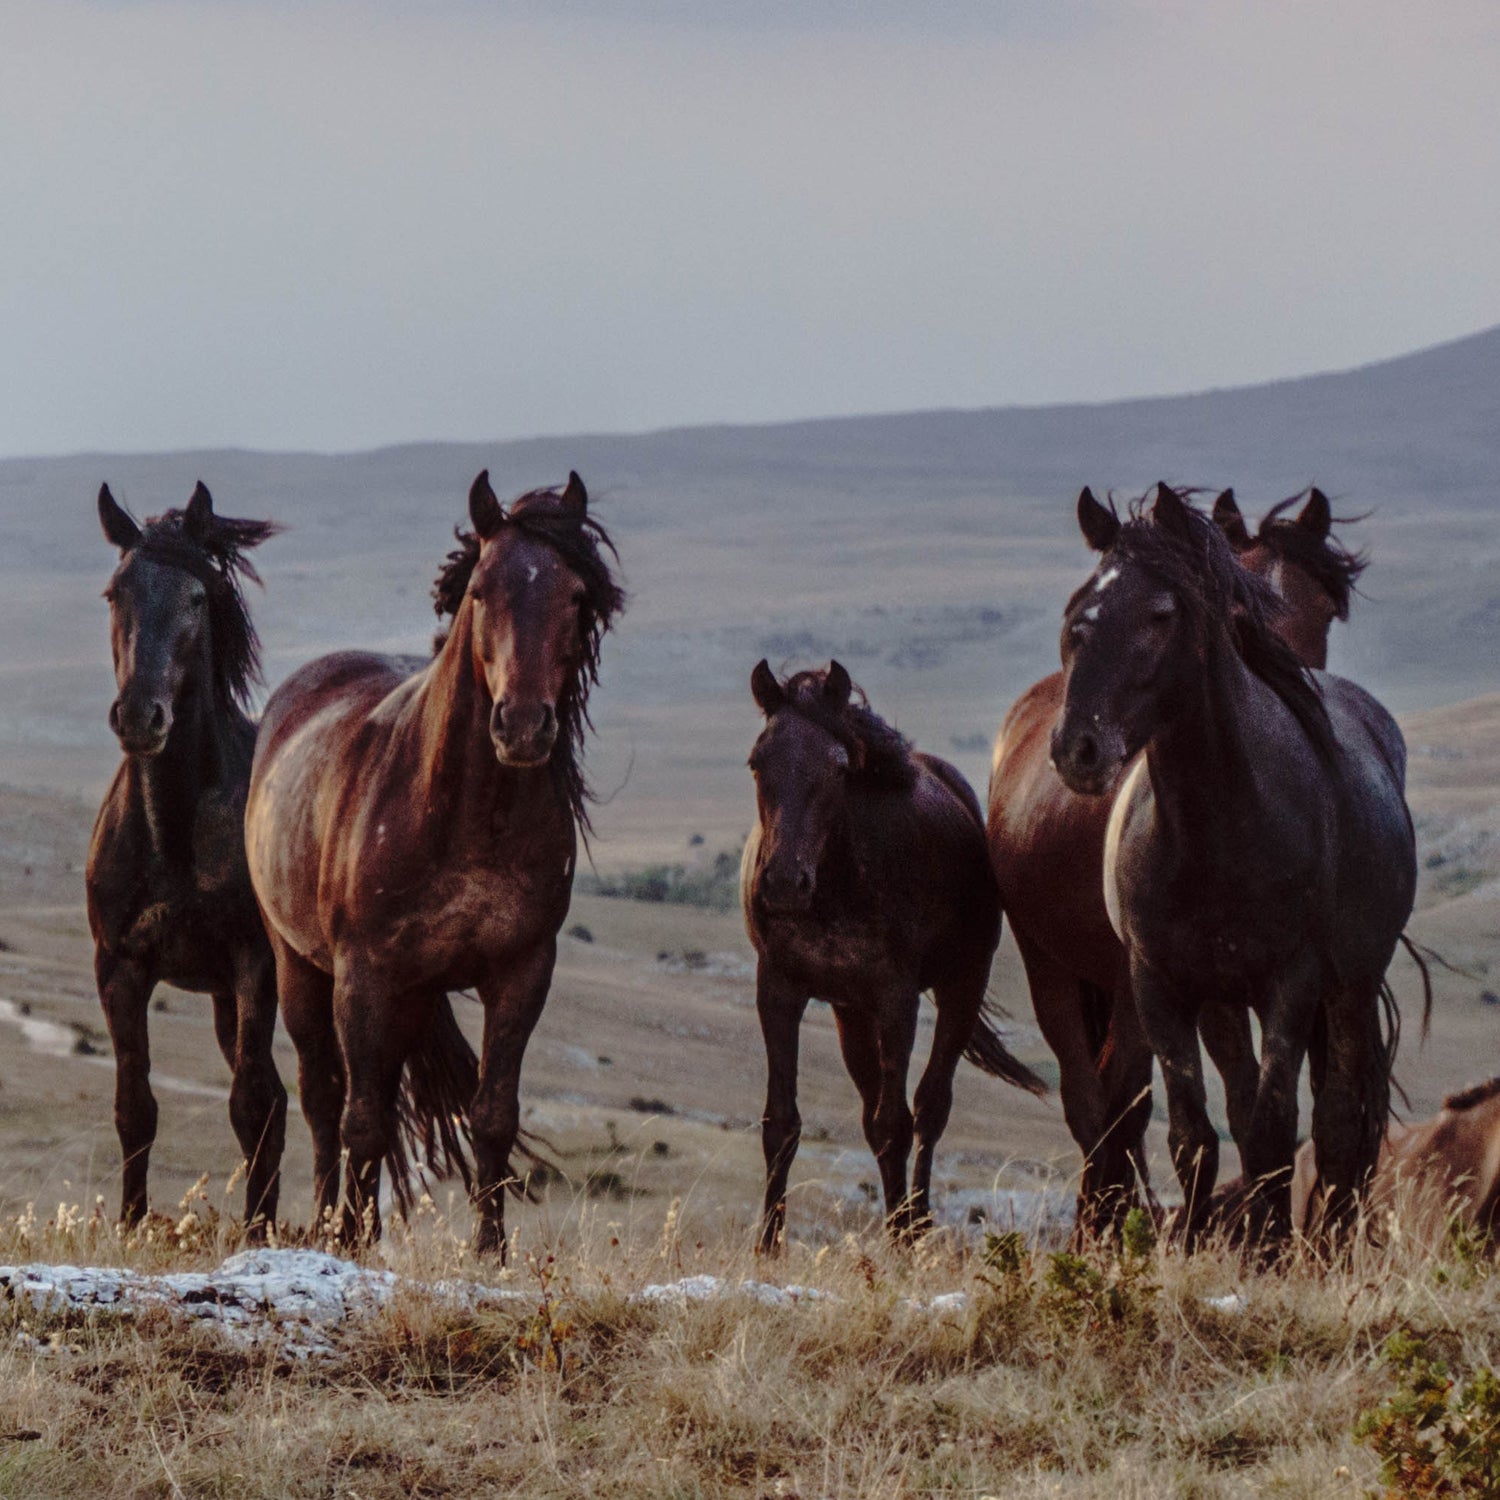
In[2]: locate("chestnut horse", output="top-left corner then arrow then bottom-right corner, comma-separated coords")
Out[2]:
87,483 -> 287,1230
987,487 -> 1364,1232
1051,487 -> 1415,1246
246,472 -> 622,1250
743,661 -> 1044,1251
1291,1078 -> 1500,1244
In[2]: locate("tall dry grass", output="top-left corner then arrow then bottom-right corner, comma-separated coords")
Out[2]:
2,1174 -> 1499,1498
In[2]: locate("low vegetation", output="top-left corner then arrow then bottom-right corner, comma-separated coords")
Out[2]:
577,846 -> 744,913
4,1181 -> 1500,1497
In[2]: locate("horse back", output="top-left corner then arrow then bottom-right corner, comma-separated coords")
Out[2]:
253,650 -> 417,776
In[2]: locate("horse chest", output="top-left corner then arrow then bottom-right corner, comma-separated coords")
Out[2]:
755,908 -> 899,995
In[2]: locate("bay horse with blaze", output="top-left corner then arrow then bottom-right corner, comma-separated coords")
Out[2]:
246,471 -> 622,1250
88,483 -> 288,1231
743,661 -> 1045,1252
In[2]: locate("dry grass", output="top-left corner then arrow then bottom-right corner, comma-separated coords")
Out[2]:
5,1182 -> 1500,1499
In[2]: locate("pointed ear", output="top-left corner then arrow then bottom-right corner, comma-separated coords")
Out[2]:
559,470 -> 588,515
750,659 -> 784,716
1076,487 -> 1119,552
1153,483 -> 1194,540
469,469 -> 504,539
184,480 -> 214,541
98,484 -> 141,552
1299,487 -> 1332,539
1212,488 -> 1252,550
824,659 -> 853,708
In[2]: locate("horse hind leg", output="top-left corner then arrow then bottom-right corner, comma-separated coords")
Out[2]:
97,949 -> 158,1226
910,973 -> 990,1231
1311,979 -> 1390,1247
870,993 -> 920,1240
219,945 -> 290,1236
272,934 -> 342,1233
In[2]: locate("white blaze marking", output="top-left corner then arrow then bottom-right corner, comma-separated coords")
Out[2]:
1093,566 -> 1120,593
1083,604 -> 1100,621
526,564 -> 539,583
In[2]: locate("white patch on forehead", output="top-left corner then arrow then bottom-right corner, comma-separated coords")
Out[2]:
526,564 -> 539,583
1093,566 -> 1121,593
1082,604 -> 1100,621
1267,558 -> 1284,596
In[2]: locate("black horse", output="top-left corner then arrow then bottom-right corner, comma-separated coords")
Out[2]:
1051,486 -> 1416,1247
87,482 -> 287,1230
743,661 -> 1045,1252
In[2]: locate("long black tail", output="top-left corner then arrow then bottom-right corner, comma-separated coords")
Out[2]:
965,1000 -> 1048,1096
385,994 -> 554,1216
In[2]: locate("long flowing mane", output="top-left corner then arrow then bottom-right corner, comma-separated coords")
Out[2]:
123,506 -> 280,711
1255,490 -> 1368,620
1084,487 -> 1338,763
431,486 -> 625,829
771,668 -> 919,791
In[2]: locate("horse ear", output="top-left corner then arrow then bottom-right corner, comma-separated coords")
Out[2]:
1213,488 -> 1252,550
750,658 -> 784,716
1299,488 -> 1332,539
1076,487 -> 1119,552
98,484 -> 141,552
184,480 -> 214,541
824,660 -> 853,708
469,469 -> 504,540
559,470 -> 588,515
1153,483 -> 1194,540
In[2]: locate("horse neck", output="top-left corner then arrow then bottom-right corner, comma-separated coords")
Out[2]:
135,668 -> 242,863
1144,630 -> 1278,851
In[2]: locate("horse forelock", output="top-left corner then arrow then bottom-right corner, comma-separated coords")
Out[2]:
119,507 -> 279,709
1254,491 -> 1368,621
769,668 -> 918,791
1100,488 -> 1338,764
429,487 -> 626,831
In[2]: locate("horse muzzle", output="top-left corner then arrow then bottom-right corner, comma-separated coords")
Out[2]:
489,699 -> 557,768
1049,719 -> 1125,797
756,860 -> 817,915
109,696 -> 171,756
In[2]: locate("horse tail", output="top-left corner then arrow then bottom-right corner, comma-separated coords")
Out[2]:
386,994 -> 556,1216
964,999 -> 1047,1096
1079,980 -> 1113,1067
385,994 -> 477,1215
1377,976 -> 1410,1116
1398,932 -> 1454,1043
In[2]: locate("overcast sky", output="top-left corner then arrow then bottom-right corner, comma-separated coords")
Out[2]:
3,0 -> 1498,457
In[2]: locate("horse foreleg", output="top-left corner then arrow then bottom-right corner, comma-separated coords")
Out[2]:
1017,934 -> 1117,1236
97,949 -> 157,1226
756,963 -> 810,1255
473,940 -> 556,1258
332,959 -> 411,1243
1199,999 -> 1260,1161
272,935 -> 342,1231
1132,966 -> 1218,1248
226,946 -> 289,1236
833,1004 -> 885,1221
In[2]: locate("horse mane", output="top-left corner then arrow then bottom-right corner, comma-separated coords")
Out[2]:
431,485 -> 626,831
1105,487 -> 1338,764
1255,491 -> 1368,620
773,668 -> 918,791
125,506 -> 281,711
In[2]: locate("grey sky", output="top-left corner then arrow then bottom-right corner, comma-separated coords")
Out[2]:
3,0 -> 1498,457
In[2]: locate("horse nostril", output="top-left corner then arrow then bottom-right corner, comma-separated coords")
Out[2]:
148,703 -> 166,734
108,700 -> 123,733
795,867 -> 814,897
490,699 -> 508,738
1073,732 -> 1099,769
539,704 -> 556,736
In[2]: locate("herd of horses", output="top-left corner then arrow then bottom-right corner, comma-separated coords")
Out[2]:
83,468 -> 1468,1262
